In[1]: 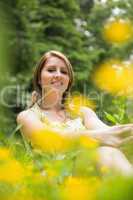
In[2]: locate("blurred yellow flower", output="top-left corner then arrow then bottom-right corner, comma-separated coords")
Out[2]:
61,176 -> 100,200
103,18 -> 133,44
0,147 -> 11,160
93,59 -> 133,96
0,159 -> 24,183
79,135 -> 99,149
65,94 -> 95,118
31,128 -> 70,153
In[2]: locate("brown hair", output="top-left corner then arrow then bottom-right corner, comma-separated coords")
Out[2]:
32,50 -> 74,106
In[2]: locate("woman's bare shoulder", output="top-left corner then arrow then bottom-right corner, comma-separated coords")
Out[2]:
80,106 -> 96,116
17,108 -> 44,137
17,109 -> 36,124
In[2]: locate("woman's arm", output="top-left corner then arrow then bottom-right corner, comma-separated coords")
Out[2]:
17,108 -> 133,147
80,106 -> 110,130
81,126 -> 133,147
79,106 -> 133,146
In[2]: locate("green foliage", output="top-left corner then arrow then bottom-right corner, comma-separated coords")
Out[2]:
103,96 -> 132,124
98,176 -> 133,200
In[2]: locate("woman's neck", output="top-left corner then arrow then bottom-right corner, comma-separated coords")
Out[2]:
40,90 -> 63,111
40,102 -> 63,112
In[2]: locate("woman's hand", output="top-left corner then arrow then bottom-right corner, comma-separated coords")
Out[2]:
86,124 -> 133,147
80,106 -> 133,147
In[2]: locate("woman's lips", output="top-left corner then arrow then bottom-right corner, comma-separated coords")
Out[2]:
51,81 -> 62,86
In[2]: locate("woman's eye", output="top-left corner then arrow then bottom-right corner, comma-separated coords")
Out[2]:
61,71 -> 68,74
47,68 -> 68,74
48,69 -> 55,72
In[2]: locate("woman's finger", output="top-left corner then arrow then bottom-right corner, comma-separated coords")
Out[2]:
111,125 -> 133,132
114,127 -> 133,135
120,136 -> 133,145
102,136 -> 121,147
114,124 -> 133,128
123,124 -> 133,128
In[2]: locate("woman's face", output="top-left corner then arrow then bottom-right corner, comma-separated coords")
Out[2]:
40,56 -> 70,94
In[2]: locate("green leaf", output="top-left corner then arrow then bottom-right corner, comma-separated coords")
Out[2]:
104,111 -> 117,124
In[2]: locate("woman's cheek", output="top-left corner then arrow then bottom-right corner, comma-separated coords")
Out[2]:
41,73 -> 51,85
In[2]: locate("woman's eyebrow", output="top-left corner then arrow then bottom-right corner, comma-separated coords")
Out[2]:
46,65 -> 68,70
45,65 -> 56,68
61,66 -> 68,71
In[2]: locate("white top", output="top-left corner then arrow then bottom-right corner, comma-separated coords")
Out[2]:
30,103 -> 87,133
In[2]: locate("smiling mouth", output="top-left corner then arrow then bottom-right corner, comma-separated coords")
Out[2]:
51,81 -> 63,86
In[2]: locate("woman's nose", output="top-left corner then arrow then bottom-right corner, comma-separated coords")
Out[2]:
54,70 -> 61,77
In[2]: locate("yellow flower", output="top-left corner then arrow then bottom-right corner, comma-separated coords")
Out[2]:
61,176 -> 100,200
0,159 -> 24,183
31,128 -> 70,153
0,147 -> 11,160
79,135 -> 99,149
93,59 -> 133,96
103,18 -> 133,44
65,94 -> 95,117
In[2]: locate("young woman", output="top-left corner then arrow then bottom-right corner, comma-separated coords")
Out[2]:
17,50 -> 133,176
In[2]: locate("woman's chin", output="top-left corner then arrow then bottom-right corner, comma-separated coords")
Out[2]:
51,84 -> 66,92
